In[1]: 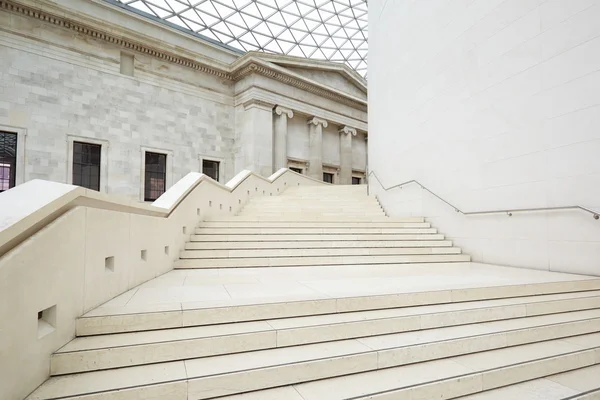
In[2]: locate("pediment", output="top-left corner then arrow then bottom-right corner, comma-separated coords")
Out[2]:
281,66 -> 367,100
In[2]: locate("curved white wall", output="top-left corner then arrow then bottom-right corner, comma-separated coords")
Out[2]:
369,0 -> 600,275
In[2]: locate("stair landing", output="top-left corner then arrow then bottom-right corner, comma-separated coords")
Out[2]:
84,262 -> 596,319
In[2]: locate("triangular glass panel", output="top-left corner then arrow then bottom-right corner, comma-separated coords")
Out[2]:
196,1 -> 219,17
225,22 -> 246,37
240,12 -> 262,28
180,8 -> 204,25
266,11 -> 286,26
296,2 -> 314,15
300,34 -> 317,46
276,39 -> 295,53
276,28 -> 295,42
299,44 -> 317,57
266,21 -> 286,36
253,21 -> 272,35
264,39 -> 282,53
225,12 -> 246,28
212,2 -> 235,17
288,45 -> 305,58
253,32 -> 273,47
239,31 -> 259,46
147,3 -> 170,18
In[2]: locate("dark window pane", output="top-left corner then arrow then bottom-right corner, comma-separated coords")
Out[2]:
202,159 -> 220,182
290,167 -> 302,174
323,172 -> 333,183
352,177 -> 361,185
0,131 -> 18,192
144,152 -> 166,201
72,141 -> 101,191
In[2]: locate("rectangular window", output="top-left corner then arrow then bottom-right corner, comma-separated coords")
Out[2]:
290,167 -> 303,174
352,177 -> 361,185
144,152 -> 167,201
202,159 -> 220,182
323,172 -> 334,183
72,141 -> 101,191
0,131 -> 18,192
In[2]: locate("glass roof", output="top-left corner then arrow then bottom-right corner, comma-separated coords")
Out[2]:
111,0 -> 368,77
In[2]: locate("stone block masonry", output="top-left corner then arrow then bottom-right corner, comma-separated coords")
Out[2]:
0,42 -> 236,199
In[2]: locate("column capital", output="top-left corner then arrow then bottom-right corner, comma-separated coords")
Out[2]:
307,116 -> 328,128
274,105 -> 294,118
339,126 -> 357,136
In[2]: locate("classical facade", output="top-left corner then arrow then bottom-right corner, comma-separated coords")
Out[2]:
0,0 -> 368,201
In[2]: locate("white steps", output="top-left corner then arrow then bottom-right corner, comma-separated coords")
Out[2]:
29,328 -> 600,399
175,254 -> 470,268
183,204 -> 467,267
51,293 -> 600,375
455,364 -> 600,399
189,233 -> 446,241
185,240 -> 454,249
75,279 -> 600,335
26,185 -> 600,400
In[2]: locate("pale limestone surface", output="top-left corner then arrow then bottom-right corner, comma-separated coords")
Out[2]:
369,0 -> 600,276
13,183 -> 600,399
86,262 -> 595,317
0,0 -> 368,200
0,169 -> 325,400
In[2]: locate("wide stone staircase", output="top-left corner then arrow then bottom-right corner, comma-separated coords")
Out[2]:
27,185 -> 600,399
177,185 -> 470,268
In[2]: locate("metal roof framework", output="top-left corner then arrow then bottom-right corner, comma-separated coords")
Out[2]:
111,0 -> 368,77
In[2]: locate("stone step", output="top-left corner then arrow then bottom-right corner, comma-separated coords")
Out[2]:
194,227 -> 437,234
174,253 -> 471,268
199,221 -> 430,228
75,280 -> 600,335
238,206 -> 382,210
240,204 -> 382,209
215,336 -> 600,400
189,233 -> 446,242
185,240 -> 454,250
51,294 -> 600,375
27,332 -> 600,400
236,212 -> 387,217
241,201 -> 380,205
202,216 -> 425,226
454,364 -> 600,399
179,247 -> 463,259
571,389 -> 600,400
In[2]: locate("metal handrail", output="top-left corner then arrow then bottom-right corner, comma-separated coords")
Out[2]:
367,171 -> 600,220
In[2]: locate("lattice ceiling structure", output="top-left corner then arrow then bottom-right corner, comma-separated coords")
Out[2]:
111,0 -> 368,77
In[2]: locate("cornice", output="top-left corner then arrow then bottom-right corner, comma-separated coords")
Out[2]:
0,0 -> 231,80
1,0 -> 368,111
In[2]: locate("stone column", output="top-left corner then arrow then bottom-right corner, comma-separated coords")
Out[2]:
364,133 -> 369,184
273,106 -> 293,173
307,117 -> 328,180
339,126 -> 357,185
237,99 -> 274,176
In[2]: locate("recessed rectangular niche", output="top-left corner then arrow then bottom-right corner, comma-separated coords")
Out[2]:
37,305 -> 56,339
164,246 -> 170,256
182,226 -> 187,234
120,52 -> 134,76
141,249 -> 147,261
105,256 -> 115,272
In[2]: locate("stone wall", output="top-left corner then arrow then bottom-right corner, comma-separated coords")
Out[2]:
0,28 -> 236,199
0,0 -> 368,200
